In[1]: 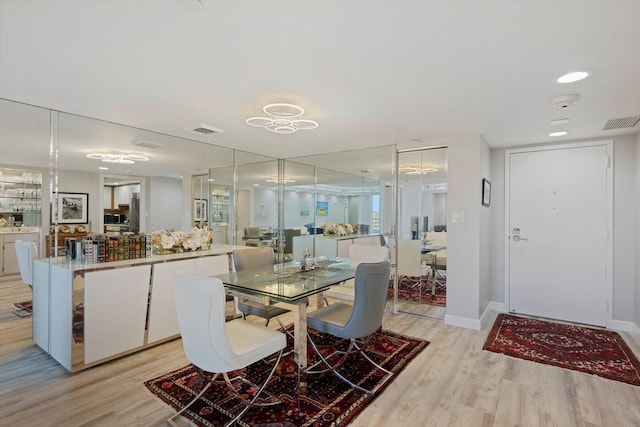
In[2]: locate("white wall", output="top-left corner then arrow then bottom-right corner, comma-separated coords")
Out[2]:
490,134 -> 639,326
489,148 -> 506,304
57,169 -> 101,232
146,177 -> 182,232
635,132 -> 640,330
613,135 -> 637,322
442,135 -> 483,325
479,139 -> 492,315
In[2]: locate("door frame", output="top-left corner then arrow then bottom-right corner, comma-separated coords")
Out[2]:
504,140 -> 614,327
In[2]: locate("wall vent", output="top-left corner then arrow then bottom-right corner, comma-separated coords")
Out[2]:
603,115 -> 640,130
188,124 -> 225,135
132,140 -> 162,149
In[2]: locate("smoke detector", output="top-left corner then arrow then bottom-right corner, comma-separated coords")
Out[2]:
550,94 -> 580,109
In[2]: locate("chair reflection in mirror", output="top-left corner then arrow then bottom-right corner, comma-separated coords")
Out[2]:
322,243 -> 389,305
233,247 -> 292,334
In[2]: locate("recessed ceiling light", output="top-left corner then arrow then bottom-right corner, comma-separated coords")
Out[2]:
556,70 -> 592,84
549,131 -> 569,137
98,167 -> 109,170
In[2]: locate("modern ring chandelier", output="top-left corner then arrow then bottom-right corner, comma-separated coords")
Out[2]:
246,103 -> 319,135
399,166 -> 438,175
86,153 -> 150,164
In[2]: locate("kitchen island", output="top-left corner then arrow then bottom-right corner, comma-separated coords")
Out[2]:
33,244 -> 241,372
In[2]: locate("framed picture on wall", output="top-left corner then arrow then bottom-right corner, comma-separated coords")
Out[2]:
482,178 -> 491,207
316,201 -> 328,216
55,192 -> 89,224
194,199 -> 207,222
300,201 -> 310,216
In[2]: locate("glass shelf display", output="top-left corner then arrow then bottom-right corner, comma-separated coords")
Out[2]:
210,186 -> 230,223
0,168 -> 42,227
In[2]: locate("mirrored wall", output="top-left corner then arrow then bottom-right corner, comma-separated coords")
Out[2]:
394,147 -> 448,319
1,98 -> 448,321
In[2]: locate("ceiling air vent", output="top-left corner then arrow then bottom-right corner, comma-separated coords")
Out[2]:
132,140 -> 163,149
603,115 -> 640,131
187,124 -> 225,135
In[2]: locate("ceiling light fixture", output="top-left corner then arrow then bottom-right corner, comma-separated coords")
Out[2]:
399,166 -> 438,175
98,167 -> 109,170
86,153 -> 150,164
549,131 -> 569,137
246,103 -> 319,135
265,176 -> 296,183
556,70 -> 592,84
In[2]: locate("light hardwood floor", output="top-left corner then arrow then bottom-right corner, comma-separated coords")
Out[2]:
1,275 -> 639,427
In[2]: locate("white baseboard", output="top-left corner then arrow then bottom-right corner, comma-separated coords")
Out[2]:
481,302 -> 506,329
444,313 -> 481,330
607,319 -> 637,333
444,302 -> 507,331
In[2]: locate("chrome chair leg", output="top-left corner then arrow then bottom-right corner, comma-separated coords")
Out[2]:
167,372 -> 219,426
353,339 -> 392,375
306,338 -> 354,374
224,348 -> 284,427
306,334 -> 373,394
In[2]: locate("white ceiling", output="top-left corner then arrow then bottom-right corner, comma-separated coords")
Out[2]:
1,0 -> 639,177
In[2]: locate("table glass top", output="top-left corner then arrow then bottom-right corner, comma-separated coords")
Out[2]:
215,258 -> 355,302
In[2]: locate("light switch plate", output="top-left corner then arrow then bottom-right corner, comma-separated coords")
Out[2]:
452,211 -> 465,223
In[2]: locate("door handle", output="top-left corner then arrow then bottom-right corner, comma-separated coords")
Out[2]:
512,235 -> 528,242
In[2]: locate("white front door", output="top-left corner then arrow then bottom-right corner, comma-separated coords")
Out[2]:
506,142 -> 612,326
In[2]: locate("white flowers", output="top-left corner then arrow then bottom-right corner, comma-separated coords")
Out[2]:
152,227 -> 213,253
322,223 -> 355,236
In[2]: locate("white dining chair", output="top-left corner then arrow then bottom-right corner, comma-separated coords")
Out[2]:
171,273 -> 286,427
233,247 -> 291,328
13,240 -> 38,317
322,244 -> 389,304
307,261 -> 392,394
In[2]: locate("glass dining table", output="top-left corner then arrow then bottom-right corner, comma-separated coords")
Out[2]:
213,258 -> 355,373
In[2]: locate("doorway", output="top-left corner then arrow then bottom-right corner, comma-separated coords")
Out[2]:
505,141 -> 613,326
393,147 -> 448,320
102,175 -> 143,234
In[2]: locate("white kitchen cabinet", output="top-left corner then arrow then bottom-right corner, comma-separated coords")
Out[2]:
1,230 -> 40,276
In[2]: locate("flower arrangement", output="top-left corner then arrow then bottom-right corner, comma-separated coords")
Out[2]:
322,223 -> 355,236
151,227 -> 213,254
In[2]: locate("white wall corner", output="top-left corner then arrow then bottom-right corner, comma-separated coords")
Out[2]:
631,322 -> 640,344
444,313 -> 482,330
481,301 -> 506,329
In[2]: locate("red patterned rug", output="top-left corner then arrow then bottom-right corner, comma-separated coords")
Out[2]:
387,276 -> 446,307
145,328 -> 428,426
12,300 -> 32,317
484,313 -> 640,386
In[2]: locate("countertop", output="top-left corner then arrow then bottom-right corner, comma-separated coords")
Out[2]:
305,233 -> 380,241
0,227 -> 40,234
35,243 -> 243,272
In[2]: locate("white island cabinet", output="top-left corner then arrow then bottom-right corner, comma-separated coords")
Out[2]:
33,244 -> 236,372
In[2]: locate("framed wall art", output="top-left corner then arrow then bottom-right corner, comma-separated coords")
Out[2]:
55,192 -> 89,224
482,178 -> 491,207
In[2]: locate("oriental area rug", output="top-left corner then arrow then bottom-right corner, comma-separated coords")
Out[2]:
387,276 -> 446,307
484,313 -> 640,386
145,328 -> 428,426
12,300 -> 32,317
